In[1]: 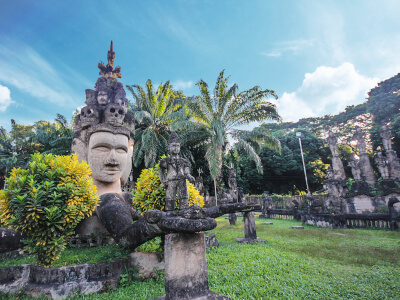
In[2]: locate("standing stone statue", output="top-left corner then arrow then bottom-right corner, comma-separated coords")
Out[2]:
159,132 -> 196,215
352,127 -> 376,186
224,163 -> 238,202
261,191 -> 272,217
354,126 -> 367,154
380,124 -> 392,152
327,130 -> 339,156
375,152 -> 390,179
326,131 -> 346,180
348,153 -> 362,181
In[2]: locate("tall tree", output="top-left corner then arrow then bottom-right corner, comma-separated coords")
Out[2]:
177,70 -> 282,196
126,80 -> 185,168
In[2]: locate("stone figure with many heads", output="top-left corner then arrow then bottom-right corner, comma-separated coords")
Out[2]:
71,42 -> 162,249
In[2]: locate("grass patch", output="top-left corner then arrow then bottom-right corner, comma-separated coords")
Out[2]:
1,216 -> 400,299
0,244 -> 130,268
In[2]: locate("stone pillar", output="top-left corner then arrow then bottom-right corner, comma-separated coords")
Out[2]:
387,150 -> 400,180
359,153 -> 377,187
156,233 -> 227,300
236,212 -> 266,243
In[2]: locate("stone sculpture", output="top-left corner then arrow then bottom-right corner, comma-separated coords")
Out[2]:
72,42 -> 165,249
380,124 -> 392,152
353,126 -> 367,154
159,132 -> 196,215
326,131 -> 346,180
352,127 -> 376,186
349,153 -> 362,181
327,130 -> 339,156
260,191 -> 272,217
376,152 -> 390,179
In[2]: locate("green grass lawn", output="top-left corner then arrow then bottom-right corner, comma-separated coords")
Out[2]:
1,216 -> 399,299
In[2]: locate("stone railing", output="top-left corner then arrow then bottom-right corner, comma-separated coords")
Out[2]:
262,209 -> 400,230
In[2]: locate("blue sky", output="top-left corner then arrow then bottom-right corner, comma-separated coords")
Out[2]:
1,0 -> 400,131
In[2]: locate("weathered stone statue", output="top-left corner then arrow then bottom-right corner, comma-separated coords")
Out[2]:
354,126 -> 367,154
388,197 -> 399,230
375,152 -> 390,179
326,131 -> 346,180
349,153 -> 362,181
380,124 -> 392,152
261,191 -> 272,217
327,130 -> 339,156
159,132 -> 195,215
352,127 -> 377,186
72,42 -> 163,249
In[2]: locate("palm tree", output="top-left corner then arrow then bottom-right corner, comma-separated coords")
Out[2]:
126,80 -> 185,168
176,70 -> 282,200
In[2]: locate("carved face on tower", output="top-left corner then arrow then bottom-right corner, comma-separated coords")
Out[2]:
86,131 -> 133,195
97,90 -> 109,106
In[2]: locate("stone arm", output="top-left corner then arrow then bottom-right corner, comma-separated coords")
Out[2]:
184,166 -> 195,183
205,203 -> 258,218
97,193 -> 164,250
158,161 -> 168,189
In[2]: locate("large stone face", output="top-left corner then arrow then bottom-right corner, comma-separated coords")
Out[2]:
87,132 -> 130,194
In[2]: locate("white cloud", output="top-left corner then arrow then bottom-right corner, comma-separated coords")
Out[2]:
0,84 -> 13,112
0,41 -> 88,109
260,39 -> 313,58
172,80 -> 193,90
277,63 -> 379,122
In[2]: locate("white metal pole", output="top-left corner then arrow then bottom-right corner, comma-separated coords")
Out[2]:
298,137 -> 310,195
214,178 -> 218,206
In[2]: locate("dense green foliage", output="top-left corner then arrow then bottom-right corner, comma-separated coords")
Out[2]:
178,70 -> 281,182
0,115 -> 73,188
0,153 -> 99,267
126,80 -> 186,168
2,217 -> 398,299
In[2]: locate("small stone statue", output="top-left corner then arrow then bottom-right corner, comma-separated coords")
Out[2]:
353,126 -> 366,154
327,130 -> 339,156
380,124 -> 392,151
262,191 -> 272,215
159,132 -> 195,214
375,152 -> 390,179
326,166 -> 334,179
349,153 -> 362,181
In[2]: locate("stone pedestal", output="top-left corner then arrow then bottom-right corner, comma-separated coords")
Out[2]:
155,232 -> 228,300
236,212 -> 266,243
387,150 -> 400,179
331,155 -> 346,180
359,153 -> 377,187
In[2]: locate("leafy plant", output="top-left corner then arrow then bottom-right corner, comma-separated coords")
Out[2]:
0,153 -> 99,267
133,157 -> 204,213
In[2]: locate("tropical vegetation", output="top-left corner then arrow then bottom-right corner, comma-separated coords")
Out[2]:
126,80 -> 185,168
0,153 -> 99,266
175,70 -> 282,197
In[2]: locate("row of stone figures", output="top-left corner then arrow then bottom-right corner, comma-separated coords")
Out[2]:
194,163 -> 246,207
325,125 -> 400,214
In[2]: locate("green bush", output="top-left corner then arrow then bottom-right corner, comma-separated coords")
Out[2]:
133,157 -> 204,213
0,153 -> 99,267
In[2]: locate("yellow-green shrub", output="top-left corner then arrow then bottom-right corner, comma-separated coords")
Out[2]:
133,160 -> 204,213
0,153 -> 99,267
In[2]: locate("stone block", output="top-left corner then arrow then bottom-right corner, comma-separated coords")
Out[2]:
129,252 -> 164,278
156,232 -> 228,300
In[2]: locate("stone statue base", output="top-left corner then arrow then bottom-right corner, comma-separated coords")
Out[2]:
154,233 -> 229,300
236,212 -> 266,243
